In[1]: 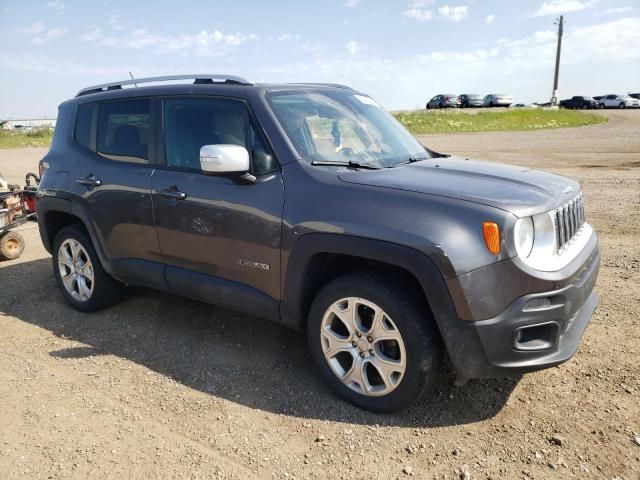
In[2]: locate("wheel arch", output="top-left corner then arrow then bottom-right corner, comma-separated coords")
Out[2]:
280,233 -> 460,336
37,197 -> 114,276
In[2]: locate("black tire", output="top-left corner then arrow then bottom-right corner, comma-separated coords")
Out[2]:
439,102 -> 444,108
581,104 -> 587,109
619,102 -> 625,109
489,101 -> 495,107
307,271 -> 443,412
426,104 -> 430,110
0,231 -> 25,260
52,224 -> 124,312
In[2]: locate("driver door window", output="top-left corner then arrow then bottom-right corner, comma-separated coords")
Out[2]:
163,98 -> 276,175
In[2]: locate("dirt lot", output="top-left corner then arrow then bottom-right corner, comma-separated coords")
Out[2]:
1,110 -> 638,479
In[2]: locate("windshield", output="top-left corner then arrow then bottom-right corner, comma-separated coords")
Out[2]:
268,90 -> 427,167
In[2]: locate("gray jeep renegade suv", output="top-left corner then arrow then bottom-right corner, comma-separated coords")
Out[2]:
37,74 -> 600,412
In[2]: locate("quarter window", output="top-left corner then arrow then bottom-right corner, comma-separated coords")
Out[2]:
163,98 -> 276,175
97,99 -> 150,164
75,104 -> 94,150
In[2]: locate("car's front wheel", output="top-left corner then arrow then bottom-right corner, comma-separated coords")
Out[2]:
307,272 -> 443,412
52,225 -> 124,312
619,102 -> 626,109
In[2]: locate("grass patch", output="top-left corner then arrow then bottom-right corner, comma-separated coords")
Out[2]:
0,128 -> 53,148
394,108 -> 607,135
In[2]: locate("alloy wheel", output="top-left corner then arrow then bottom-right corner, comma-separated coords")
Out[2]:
58,239 -> 95,301
320,297 -> 407,397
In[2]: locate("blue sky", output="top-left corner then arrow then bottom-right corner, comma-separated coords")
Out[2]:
1,0 -> 639,117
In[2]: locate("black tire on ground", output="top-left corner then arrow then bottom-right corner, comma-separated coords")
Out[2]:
489,102 -> 495,107
52,224 -> 124,312
426,104 -> 430,109
582,104 -> 587,109
439,102 -> 444,108
307,271 -> 443,412
0,231 -> 25,260
619,103 -> 625,109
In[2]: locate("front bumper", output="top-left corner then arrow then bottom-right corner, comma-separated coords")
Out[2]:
441,237 -> 600,379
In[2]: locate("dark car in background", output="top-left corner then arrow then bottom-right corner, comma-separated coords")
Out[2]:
37,74 -> 600,412
458,94 -> 484,108
426,94 -> 460,109
559,96 -> 598,109
629,93 -> 640,100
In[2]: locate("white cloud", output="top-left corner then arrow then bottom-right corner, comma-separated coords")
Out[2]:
486,14 -> 495,24
276,33 -> 300,42
46,27 -> 68,38
46,1 -> 65,10
108,14 -> 124,30
16,21 -> 46,35
80,28 -> 259,57
532,1 -> 595,17
343,0 -> 361,7
438,5 -> 469,22
403,1 -> 434,22
603,6 -> 633,15
16,22 -> 67,44
346,40 -> 363,55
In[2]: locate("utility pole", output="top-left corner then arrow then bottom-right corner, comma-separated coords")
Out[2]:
551,15 -> 564,106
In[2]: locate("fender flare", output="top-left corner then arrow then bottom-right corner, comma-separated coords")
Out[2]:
37,195 -> 115,277
280,233 -> 459,331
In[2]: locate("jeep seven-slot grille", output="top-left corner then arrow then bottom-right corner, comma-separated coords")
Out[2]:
554,193 -> 586,254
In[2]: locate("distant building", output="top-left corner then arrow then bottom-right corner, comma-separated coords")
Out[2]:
0,118 -> 57,131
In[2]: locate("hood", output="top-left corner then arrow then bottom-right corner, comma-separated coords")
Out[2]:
337,156 -> 579,218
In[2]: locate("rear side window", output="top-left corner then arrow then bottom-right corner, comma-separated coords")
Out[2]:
74,104 -> 93,150
97,99 -> 150,164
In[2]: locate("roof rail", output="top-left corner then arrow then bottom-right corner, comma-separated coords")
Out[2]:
76,74 -> 252,97
288,83 -> 353,90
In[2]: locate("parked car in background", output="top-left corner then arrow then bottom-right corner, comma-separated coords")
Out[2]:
598,94 -> 639,109
629,93 -> 640,100
426,94 -> 460,109
559,96 -> 598,109
593,96 -> 603,101
458,94 -> 484,108
483,94 -> 513,107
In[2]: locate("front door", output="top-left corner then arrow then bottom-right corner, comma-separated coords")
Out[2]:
151,97 -> 284,317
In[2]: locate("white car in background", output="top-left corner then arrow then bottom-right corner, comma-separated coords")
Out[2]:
598,94 -> 640,109
483,94 -> 513,107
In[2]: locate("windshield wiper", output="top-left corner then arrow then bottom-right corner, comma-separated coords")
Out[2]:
310,160 -> 382,170
390,156 -> 431,167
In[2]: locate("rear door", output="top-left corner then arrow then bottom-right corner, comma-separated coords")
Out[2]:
151,96 -> 284,313
70,98 -> 165,288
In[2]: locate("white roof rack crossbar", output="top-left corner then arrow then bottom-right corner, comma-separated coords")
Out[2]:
76,74 -> 251,96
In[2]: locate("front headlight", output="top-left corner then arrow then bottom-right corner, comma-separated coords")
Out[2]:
514,217 -> 534,258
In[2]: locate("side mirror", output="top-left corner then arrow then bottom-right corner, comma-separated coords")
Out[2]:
199,144 -> 250,174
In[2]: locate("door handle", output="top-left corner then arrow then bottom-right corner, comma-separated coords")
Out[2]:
76,175 -> 102,187
158,187 -> 187,200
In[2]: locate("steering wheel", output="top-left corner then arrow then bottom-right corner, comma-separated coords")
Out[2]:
337,147 -> 355,157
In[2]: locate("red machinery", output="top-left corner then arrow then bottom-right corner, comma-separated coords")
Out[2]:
0,172 -> 40,260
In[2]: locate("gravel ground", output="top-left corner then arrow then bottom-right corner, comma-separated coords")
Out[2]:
0,110 -> 638,479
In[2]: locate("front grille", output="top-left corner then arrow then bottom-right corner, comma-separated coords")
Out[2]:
554,193 -> 586,254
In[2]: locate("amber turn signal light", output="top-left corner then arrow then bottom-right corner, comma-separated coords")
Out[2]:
482,222 -> 501,254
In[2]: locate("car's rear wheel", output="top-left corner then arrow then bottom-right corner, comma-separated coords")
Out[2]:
581,104 -> 587,109
52,225 -> 124,312
439,102 -> 444,108
619,102 -> 625,109
307,271 -> 443,412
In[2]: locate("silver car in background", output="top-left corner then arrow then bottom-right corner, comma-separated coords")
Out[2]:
483,94 -> 513,107
426,94 -> 460,109
598,94 -> 640,109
